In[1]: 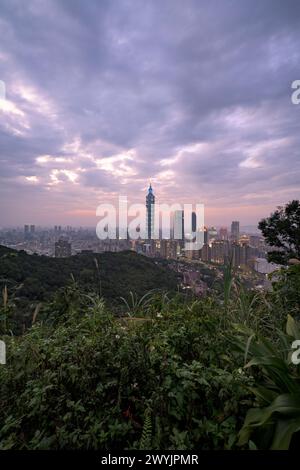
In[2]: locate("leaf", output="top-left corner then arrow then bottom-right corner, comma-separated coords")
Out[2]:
249,440 -> 257,450
248,385 -> 277,406
271,418 -> 300,450
286,315 -> 300,340
244,334 -> 255,365
239,394 -> 300,447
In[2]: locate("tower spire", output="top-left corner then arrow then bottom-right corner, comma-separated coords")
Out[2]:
148,179 -> 153,194
146,180 -> 155,240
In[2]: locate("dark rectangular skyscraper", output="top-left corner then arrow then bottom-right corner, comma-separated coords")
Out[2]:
174,210 -> 196,241
231,221 -> 240,241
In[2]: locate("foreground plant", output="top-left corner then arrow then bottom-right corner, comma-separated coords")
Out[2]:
234,315 -> 300,449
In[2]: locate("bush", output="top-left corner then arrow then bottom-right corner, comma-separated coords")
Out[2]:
0,293 -> 253,450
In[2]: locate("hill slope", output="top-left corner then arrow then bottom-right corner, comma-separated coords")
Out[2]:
0,246 -> 179,299
0,245 -> 180,327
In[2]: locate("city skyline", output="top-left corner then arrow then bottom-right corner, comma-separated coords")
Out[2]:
0,180 -> 277,275
0,179 -> 285,234
1,0 -> 300,227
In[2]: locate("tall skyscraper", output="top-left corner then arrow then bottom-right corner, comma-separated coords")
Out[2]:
174,210 -> 184,241
219,227 -> 228,240
146,183 -> 155,240
174,210 -> 196,240
200,243 -> 211,262
231,221 -> 240,241
191,211 -> 197,233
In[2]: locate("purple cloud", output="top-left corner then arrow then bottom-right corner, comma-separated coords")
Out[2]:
0,0 -> 299,226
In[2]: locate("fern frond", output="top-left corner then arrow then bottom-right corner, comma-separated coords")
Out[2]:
139,408 -> 152,450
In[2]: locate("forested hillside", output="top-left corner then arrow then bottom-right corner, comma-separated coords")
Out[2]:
0,246 -> 179,329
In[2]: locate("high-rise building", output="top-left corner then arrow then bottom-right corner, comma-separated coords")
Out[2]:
174,211 -> 196,241
146,183 -> 155,240
200,243 -> 211,262
191,211 -> 196,233
230,242 -> 253,268
231,243 -> 241,267
208,226 -> 217,242
160,239 -> 179,259
231,221 -> 240,241
211,240 -> 230,264
174,210 -> 184,241
55,238 -> 72,258
30,225 -> 35,234
24,225 -> 29,236
186,211 -> 197,240
219,227 -> 228,240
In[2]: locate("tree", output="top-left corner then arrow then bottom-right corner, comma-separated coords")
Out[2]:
258,200 -> 300,265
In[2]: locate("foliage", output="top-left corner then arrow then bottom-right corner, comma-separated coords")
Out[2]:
0,275 -> 298,449
0,286 -> 254,450
233,315 -> 300,449
139,408 -> 152,450
270,265 -> 300,318
0,246 -> 179,332
0,283 -> 23,335
258,200 -> 300,265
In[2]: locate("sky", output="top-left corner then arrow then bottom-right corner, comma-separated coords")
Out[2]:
0,0 -> 299,228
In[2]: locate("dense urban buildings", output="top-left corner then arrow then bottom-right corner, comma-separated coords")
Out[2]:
0,184 -> 276,276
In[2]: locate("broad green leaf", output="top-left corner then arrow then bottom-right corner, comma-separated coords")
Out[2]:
286,314 -> 300,340
271,418 -> 300,450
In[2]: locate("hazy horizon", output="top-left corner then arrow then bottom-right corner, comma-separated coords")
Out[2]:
0,222 -> 261,235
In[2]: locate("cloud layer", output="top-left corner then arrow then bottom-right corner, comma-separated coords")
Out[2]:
0,0 -> 299,226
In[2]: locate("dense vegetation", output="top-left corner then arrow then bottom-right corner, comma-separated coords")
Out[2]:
0,246 -> 179,331
259,200 -> 300,265
0,255 -> 299,450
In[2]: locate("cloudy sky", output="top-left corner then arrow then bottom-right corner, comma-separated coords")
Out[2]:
0,0 -> 299,227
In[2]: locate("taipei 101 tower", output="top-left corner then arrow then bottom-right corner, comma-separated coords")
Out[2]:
146,182 -> 155,240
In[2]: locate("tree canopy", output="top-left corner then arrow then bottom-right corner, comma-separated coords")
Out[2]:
258,200 -> 300,265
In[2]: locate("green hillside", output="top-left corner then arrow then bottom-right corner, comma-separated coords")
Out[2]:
0,245 -> 179,328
